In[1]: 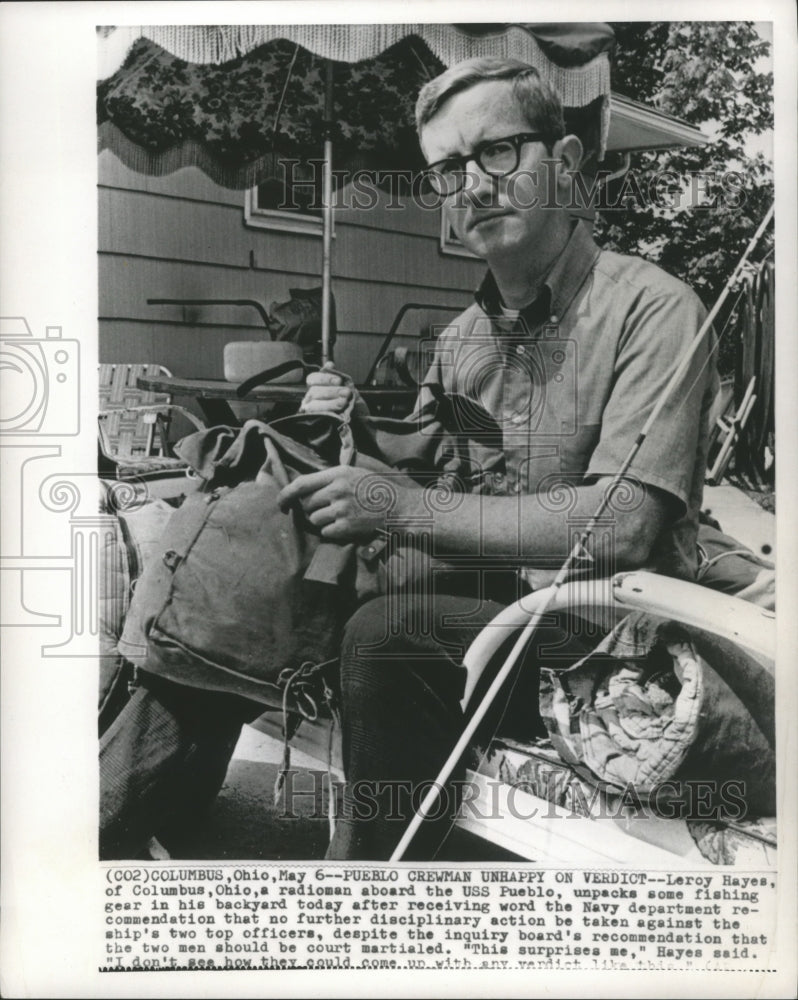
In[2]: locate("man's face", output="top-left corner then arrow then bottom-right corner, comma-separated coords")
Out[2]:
420,80 -> 560,262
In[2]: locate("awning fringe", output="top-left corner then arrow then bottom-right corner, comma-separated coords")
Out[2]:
97,24 -> 610,111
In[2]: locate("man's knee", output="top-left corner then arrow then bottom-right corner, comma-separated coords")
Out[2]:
341,597 -> 392,661
340,593 -> 449,666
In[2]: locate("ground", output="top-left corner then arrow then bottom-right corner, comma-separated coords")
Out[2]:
164,726 -> 516,862
701,481 -> 775,558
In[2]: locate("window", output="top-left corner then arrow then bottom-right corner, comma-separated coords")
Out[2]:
244,158 -> 336,237
439,215 -> 479,259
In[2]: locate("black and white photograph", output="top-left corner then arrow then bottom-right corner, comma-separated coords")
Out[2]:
1,3 -> 796,996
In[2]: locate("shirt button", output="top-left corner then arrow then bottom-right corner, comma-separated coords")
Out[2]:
162,549 -> 181,570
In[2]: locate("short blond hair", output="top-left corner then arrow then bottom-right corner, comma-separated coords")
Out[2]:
415,57 -> 565,144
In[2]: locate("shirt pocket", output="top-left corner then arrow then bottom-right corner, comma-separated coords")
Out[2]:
558,422 -> 601,476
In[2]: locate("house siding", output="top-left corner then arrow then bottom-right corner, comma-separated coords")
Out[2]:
98,151 -> 484,384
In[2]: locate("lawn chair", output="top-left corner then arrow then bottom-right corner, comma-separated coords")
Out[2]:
451,571 -> 776,865
98,363 -> 206,500
706,376 -> 758,486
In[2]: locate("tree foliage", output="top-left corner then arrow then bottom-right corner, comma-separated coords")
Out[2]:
596,22 -> 773,372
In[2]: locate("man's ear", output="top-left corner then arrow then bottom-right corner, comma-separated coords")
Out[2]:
552,134 -> 584,185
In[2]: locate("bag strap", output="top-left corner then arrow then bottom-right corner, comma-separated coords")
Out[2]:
392,346 -> 419,388
239,359 -> 495,445
236,359 -> 316,398
237,358 -> 355,398
242,359 -> 360,467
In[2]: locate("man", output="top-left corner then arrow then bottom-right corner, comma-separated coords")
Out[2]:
280,57 -> 718,859
100,57 -> 717,862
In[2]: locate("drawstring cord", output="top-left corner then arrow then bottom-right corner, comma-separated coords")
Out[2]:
696,543 -> 773,581
322,673 -> 342,841
127,665 -> 140,697
273,658 -> 341,840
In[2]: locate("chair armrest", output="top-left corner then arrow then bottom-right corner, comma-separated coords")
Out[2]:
99,403 -> 206,431
460,573 -> 775,712
98,404 -> 206,463
612,570 -> 774,665
460,579 -> 618,710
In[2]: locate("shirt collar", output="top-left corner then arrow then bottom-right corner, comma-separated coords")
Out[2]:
475,220 -> 601,325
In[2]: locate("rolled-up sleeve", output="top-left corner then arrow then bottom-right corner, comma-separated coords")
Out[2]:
585,285 -> 718,511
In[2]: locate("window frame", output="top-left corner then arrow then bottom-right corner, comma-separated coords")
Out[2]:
439,215 -> 478,259
244,187 -> 335,237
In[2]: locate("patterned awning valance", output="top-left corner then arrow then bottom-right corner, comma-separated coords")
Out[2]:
97,23 -> 615,188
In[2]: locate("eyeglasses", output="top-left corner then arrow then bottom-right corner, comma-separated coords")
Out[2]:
422,132 -> 557,196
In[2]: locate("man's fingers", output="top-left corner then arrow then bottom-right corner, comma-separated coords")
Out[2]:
300,384 -> 353,414
300,395 -> 350,414
303,385 -> 351,400
319,522 -> 350,542
306,366 -> 343,387
301,362 -> 363,418
277,468 -> 338,510
299,486 -> 337,514
306,504 -> 338,528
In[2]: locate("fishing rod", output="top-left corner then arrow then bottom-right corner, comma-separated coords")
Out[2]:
390,202 -> 775,862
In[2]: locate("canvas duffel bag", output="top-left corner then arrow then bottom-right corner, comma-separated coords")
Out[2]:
116,410 -> 402,705
116,363 -> 510,707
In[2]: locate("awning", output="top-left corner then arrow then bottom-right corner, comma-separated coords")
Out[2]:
609,94 -> 708,153
97,23 -> 617,189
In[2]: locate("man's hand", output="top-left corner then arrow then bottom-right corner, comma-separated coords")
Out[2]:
300,361 -> 367,416
277,465 -> 413,542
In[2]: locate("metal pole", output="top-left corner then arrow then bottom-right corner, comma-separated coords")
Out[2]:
389,203 -> 775,861
321,60 -> 335,365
